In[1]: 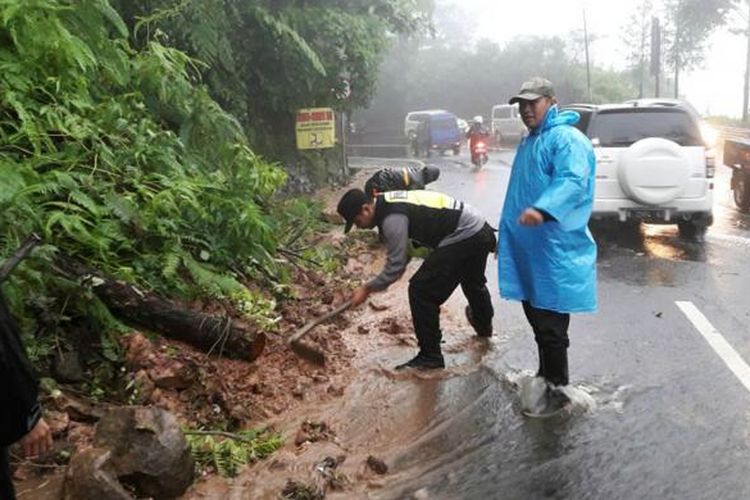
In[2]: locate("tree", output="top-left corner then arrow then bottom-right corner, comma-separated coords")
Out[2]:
724,0 -> 750,122
663,0 -> 735,98
112,0 -> 431,162
621,0 -> 654,98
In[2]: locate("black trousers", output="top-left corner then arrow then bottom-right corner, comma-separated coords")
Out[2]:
522,301 -> 570,386
408,224 -> 496,358
1,447 -> 15,500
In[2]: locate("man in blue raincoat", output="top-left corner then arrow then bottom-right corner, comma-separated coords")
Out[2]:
498,77 -> 597,417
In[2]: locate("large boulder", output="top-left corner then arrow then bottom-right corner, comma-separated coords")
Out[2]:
63,448 -> 133,500
93,406 -> 194,498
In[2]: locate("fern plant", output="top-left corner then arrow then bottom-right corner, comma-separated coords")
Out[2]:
186,428 -> 284,477
0,0 -> 286,360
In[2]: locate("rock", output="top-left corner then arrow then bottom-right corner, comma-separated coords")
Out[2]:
46,410 -> 70,437
327,385 -> 345,397
52,350 -> 85,383
67,421 -> 95,451
121,332 -> 154,368
413,487 -> 430,499
63,448 -> 133,500
366,455 -> 388,475
292,384 -> 306,400
380,318 -> 404,335
129,370 -> 155,404
357,325 -> 370,335
295,420 -> 335,446
56,393 -> 105,423
368,299 -> 389,311
93,406 -> 194,498
282,480 -> 324,500
149,360 -> 195,390
250,382 -> 274,396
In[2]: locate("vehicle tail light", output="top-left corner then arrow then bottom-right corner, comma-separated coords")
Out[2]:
705,150 -> 715,178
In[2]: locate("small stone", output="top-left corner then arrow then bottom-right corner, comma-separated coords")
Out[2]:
292,384 -> 306,399
413,487 -> 430,499
357,325 -> 370,335
327,385 -> 345,397
46,410 -> 70,437
368,299 -> 389,311
149,360 -> 195,390
122,333 -> 154,369
366,456 -> 388,475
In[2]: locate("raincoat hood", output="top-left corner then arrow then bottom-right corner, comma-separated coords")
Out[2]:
533,105 -> 580,133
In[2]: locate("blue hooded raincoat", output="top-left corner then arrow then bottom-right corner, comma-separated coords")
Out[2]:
498,105 -> 597,313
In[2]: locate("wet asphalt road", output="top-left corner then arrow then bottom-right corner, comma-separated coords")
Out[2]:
350,150 -> 750,500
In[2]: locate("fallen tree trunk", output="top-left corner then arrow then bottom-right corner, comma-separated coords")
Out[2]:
56,258 -> 265,361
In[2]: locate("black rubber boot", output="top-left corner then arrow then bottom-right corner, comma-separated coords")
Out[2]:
395,351 -> 445,370
523,386 -> 571,418
536,344 -> 545,378
541,345 -> 569,387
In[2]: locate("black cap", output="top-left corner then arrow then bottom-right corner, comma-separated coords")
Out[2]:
337,188 -> 369,233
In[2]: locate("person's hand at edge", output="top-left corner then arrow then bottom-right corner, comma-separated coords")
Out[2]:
518,207 -> 544,226
20,417 -> 53,458
350,285 -> 371,307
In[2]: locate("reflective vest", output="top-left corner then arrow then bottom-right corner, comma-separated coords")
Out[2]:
375,190 -> 463,249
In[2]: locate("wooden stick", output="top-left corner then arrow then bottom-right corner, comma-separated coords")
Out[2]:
288,300 -> 352,344
0,233 -> 42,283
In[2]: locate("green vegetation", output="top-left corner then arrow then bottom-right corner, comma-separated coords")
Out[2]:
1,0 -> 427,373
185,428 -> 284,477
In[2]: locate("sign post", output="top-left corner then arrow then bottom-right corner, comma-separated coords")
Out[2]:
295,108 -> 336,150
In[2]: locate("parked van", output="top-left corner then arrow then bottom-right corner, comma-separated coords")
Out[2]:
404,110 -> 461,156
491,104 -> 526,144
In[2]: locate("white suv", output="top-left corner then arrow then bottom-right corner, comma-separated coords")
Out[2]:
563,102 -> 715,238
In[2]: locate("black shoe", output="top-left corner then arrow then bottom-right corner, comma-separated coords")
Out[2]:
395,353 -> 445,370
523,387 -> 571,418
465,306 -> 492,337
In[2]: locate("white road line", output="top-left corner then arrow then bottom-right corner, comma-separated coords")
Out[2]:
676,300 -> 750,393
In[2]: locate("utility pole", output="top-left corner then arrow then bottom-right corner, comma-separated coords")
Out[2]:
744,2 -> 750,123
650,17 -> 661,98
583,9 -> 592,101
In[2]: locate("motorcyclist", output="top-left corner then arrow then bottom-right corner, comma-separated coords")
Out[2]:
466,115 -> 489,152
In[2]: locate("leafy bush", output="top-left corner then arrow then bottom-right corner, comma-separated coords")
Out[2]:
0,0 -> 285,351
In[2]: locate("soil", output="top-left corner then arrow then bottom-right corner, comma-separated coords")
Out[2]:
12,170 -> 476,500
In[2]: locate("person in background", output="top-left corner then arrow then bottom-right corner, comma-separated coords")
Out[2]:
1,291 -> 53,499
497,77 -> 597,418
413,120 -> 431,157
466,115 -> 489,150
337,188 -> 496,370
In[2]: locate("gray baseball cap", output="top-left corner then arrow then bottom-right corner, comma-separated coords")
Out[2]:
508,77 -> 555,104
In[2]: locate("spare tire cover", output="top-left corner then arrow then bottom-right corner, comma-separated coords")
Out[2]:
617,137 -> 690,205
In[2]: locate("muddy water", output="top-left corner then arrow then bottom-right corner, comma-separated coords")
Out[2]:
193,162 -> 750,499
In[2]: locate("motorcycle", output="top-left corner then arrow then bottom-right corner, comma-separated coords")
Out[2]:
470,138 -> 489,168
